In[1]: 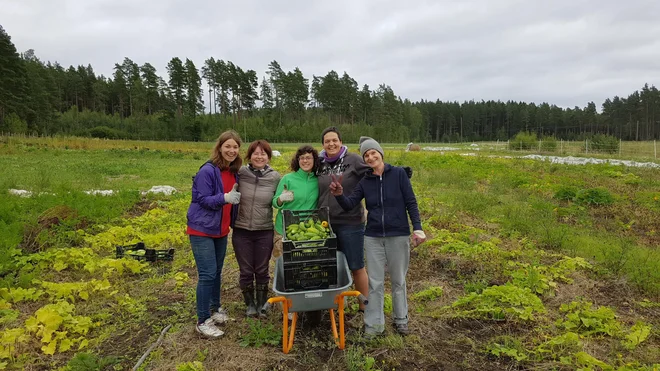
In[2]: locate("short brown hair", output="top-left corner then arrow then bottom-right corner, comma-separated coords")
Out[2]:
321,126 -> 342,144
290,145 -> 319,173
210,130 -> 242,173
245,140 -> 272,161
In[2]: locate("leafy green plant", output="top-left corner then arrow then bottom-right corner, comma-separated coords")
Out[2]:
573,351 -> 611,370
636,299 -> 660,308
384,294 -> 392,315
486,335 -> 528,361
411,286 -> 444,302
553,185 -> 579,201
176,361 -> 205,371
557,301 -> 620,336
533,332 -> 582,361
66,352 -> 122,371
239,318 -> 280,348
345,346 -> 379,371
621,322 -> 651,350
510,264 -> 557,295
0,309 -> 19,325
0,287 -> 44,303
452,284 -> 545,321
37,279 -> 113,302
622,173 -> 642,185
575,187 -> 614,206
549,256 -> 593,282
463,279 -> 489,294
0,327 -> 29,361
24,301 -> 93,355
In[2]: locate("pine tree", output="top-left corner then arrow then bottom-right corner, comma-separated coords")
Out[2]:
140,62 -> 159,115
166,57 -> 186,117
0,25 -> 28,125
201,57 -> 216,114
184,58 -> 203,117
260,77 -> 274,110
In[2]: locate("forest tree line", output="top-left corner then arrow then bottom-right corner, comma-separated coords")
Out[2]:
1,25 -> 659,143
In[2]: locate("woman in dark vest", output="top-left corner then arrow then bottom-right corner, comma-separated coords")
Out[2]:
232,140 -> 281,318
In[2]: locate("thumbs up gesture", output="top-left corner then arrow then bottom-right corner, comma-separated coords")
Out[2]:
278,184 -> 294,203
224,183 -> 241,204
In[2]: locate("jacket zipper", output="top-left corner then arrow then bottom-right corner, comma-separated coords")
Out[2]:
249,174 -> 258,229
380,175 -> 385,237
307,172 -> 311,205
217,166 -> 223,234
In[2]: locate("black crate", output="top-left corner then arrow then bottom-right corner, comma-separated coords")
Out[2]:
282,244 -> 337,263
116,242 -> 174,263
281,207 -> 337,261
283,258 -> 338,292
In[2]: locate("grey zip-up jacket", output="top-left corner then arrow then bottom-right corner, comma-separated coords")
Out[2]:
317,151 -> 370,225
234,165 -> 281,231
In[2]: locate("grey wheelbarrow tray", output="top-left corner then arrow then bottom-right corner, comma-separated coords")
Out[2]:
266,250 -> 368,353
273,250 -> 352,311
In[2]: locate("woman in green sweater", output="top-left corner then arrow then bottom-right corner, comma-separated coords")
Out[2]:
272,145 -> 320,239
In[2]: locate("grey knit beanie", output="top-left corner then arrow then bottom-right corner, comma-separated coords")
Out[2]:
359,136 -> 384,159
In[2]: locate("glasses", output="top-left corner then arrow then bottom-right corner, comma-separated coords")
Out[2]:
299,155 -> 314,162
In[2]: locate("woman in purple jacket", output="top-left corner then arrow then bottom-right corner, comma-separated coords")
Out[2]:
186,130 -> 243,338
330,136 -> 427,337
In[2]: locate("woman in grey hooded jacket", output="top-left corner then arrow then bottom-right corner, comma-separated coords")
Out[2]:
232,140 -> 281,317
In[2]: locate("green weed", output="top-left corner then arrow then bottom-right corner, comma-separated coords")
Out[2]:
238,318 -> 280,348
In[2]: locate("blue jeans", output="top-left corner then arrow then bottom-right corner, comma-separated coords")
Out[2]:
334,223 -> 365,271
190,235 -> 228,323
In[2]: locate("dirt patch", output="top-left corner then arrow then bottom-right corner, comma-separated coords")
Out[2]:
125,198 -> 158,218
20,205 -> 89,253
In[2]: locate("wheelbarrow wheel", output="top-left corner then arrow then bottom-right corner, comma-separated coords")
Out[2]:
301,310 -> 323,329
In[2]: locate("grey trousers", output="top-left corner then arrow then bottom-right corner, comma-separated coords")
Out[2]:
363,235 -> 410,334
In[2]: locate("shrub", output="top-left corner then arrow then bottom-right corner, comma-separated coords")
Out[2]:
540,136 -> 557,152
508,131 -> 537,150
0,113 -> 28,135
554,185 -> 579,201
89,126 -> 125,139
575,187 -> 614,206
588,134 -> 619,154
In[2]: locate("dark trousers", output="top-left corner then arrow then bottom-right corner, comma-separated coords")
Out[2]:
232,228 -> 274,287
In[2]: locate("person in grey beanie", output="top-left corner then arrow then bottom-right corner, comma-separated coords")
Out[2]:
329,136 -> 427,337
358,136 -> 384,158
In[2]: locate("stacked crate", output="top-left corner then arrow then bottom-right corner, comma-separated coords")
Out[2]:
281,207 -> 338,292
115,242 -> 175,262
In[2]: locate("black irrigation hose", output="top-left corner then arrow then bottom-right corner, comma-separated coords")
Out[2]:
132,324 -> 172,371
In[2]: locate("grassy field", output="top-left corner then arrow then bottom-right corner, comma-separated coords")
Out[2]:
0,136 -> 659,370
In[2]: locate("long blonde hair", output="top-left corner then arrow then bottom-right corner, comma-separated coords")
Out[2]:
210,130 -> 242,172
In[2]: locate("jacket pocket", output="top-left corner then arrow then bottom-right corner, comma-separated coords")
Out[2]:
383,206 -> 403,230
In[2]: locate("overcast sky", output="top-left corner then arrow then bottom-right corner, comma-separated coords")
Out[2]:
3,0 -> 659,110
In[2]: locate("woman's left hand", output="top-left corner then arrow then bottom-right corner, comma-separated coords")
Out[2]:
411,230 -> 426,247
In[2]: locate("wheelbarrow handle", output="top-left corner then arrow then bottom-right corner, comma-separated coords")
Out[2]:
358,294 -> 369,306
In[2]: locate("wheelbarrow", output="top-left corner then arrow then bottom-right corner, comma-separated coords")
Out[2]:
266,250 -> 367,354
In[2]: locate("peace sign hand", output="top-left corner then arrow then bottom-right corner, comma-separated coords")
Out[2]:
329,173 -> 344,196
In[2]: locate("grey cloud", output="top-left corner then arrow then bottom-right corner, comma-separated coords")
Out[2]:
2,0 -> 659,109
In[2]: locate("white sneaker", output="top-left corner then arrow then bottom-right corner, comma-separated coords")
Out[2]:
210,308 -> 230,324
196,318 -> 224,338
